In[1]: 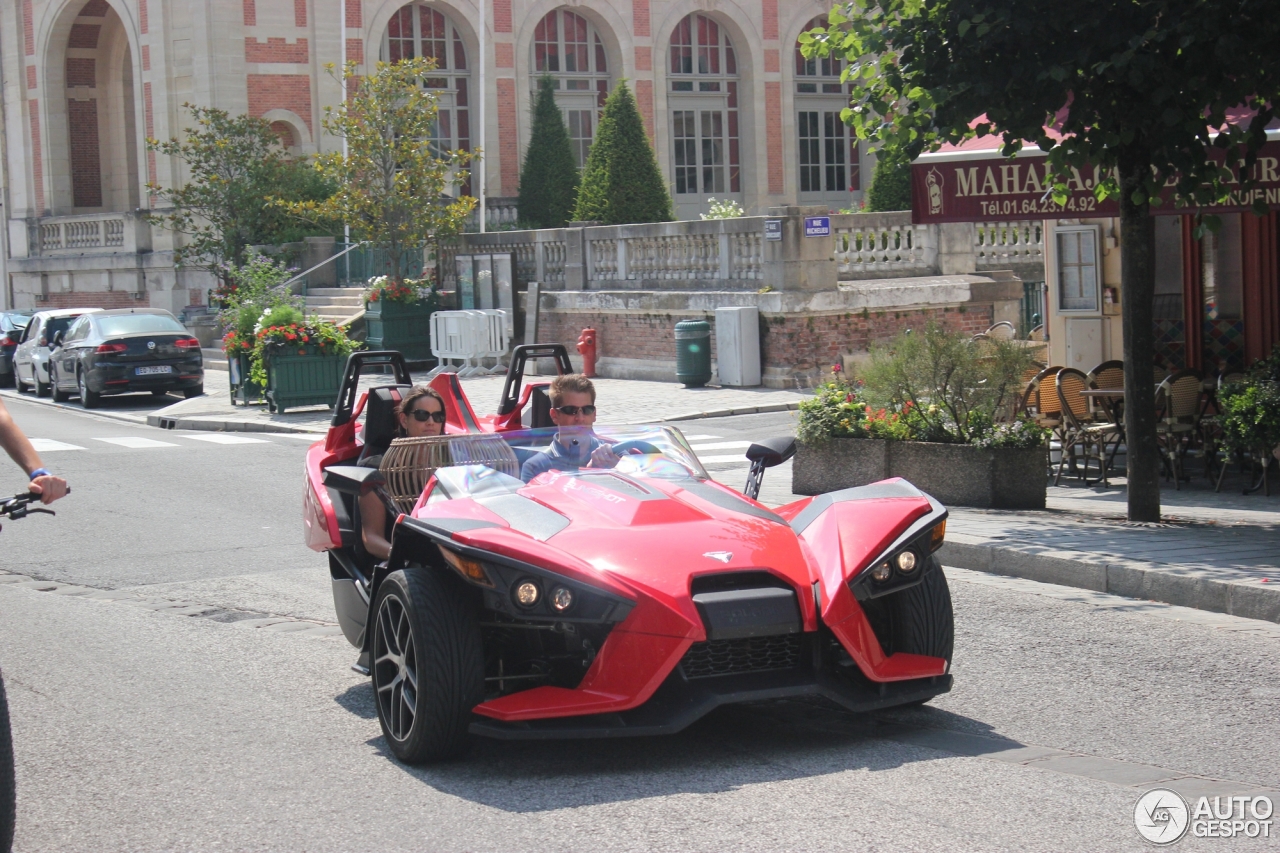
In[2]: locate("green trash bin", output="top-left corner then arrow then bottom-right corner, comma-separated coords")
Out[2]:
674,318 -> 712,388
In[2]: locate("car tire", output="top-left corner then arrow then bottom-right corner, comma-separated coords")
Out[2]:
49,367 -> 68,403
1,669 -> 15,853
13,373 -> 25,394
889,557 -> 954,664
77,371 -> 101,409
371,568 -> 483,765
182,385 -> 203,399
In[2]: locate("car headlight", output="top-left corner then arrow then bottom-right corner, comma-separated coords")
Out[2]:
896,551 -> 918,573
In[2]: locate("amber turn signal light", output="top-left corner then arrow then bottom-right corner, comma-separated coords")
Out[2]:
929,520 -> 946,552
440,547 -> 493,587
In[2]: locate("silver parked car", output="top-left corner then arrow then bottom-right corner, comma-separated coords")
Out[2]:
14,308 -> 102,397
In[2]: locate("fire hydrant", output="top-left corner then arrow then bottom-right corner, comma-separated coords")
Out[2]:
576,327 -> 598,378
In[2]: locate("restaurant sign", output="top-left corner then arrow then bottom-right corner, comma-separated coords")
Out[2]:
911,141 -> 1280,224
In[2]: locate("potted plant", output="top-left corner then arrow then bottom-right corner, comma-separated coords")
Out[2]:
217,250 -> 300,405
793,325 -> 1049,509
1217,356 -> 1280,494
249,304 -> 360,414
363,274 -> 440,361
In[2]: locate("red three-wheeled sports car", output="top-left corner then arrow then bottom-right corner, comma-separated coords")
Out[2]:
304,349 -> 954,764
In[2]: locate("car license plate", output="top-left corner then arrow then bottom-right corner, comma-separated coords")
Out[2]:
135,365 -> 172,376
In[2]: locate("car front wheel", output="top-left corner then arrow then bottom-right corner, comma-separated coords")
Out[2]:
77,371 -> 101,409
370,568 -> 483,764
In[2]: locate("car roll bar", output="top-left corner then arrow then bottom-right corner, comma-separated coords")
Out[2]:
331,351 -> 413,428
496,344 -> 573,416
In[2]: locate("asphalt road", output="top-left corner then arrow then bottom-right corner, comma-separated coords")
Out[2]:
1,400 -> 1277,852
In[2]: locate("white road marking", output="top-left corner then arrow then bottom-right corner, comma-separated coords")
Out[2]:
93,437 -> 179,449
697,454 -> 751,464
29,438 -> 86,452
679,434 -> 722,441
182,434 -> 271,445
689,441 -> 753,451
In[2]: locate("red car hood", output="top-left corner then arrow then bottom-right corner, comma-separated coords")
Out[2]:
416,470 -> 818,637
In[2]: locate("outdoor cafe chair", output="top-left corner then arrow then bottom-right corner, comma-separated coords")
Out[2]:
1154,368 -> 1204,490
986,321 -> 1017,341
1085,359 -> 1125,422
1055,368 -> 1123,487
1016,365 -> 1062,427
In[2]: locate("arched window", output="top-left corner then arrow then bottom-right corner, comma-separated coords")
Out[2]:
795,17 -> 858,204
382,5 -> 470,168
531,9 -> 610,166
667,13 -> 740,218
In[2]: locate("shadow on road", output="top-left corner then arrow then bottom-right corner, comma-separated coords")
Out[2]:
340,695 -> 1009,813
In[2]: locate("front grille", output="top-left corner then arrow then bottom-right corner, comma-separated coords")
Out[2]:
680,634 -> 803,679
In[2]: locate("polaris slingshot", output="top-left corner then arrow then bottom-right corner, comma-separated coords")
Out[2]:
304,351 -> 954,763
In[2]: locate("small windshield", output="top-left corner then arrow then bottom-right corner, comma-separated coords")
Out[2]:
97,314 -> 186,337
427,425 -> 707,498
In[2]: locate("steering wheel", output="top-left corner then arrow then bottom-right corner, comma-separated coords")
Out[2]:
611,440 -> 661,456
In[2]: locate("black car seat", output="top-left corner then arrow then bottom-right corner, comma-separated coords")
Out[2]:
529,385 -> 553,428
357,384 -> 412,466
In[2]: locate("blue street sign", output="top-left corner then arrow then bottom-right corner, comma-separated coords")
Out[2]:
804,216 -> 831,237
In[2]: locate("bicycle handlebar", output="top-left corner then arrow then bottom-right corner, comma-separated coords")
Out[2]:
0,486 -> 70,521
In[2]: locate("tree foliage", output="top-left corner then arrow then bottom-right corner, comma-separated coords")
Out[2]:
805,0 -> 1280,521
573,82 -> 673,224
147,105 -> 336,281
864,151 -> 912,211
287,59 -> 477,283
518,76 -> 580,229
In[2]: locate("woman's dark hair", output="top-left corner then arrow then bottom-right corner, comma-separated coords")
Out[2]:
398,386 -> 448,429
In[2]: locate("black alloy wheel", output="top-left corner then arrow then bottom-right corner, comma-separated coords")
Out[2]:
370,569 -> 483,764
49,366 -> 69,403
77,370 -> 101,409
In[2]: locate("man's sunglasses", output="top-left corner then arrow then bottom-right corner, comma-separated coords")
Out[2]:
408,408 -> 447,423
553,404 -> 597,416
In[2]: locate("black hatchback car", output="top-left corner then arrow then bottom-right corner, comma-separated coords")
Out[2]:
49,309 -> 203,408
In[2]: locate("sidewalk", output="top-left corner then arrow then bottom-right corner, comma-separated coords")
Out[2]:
147,370 -> 808,433
146,368 -> 1280,624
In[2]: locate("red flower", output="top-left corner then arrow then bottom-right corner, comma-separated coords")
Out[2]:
285,333 -> 297,341
242,341 -> 250,349
832,363 -> 842,373
302,335 -> 310,343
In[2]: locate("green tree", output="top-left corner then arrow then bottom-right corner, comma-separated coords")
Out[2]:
518,76 -> 580,229
573,81 -> 673,224
288,59 -> 477,284
147,105 -> 333,282
864,150 -> 912,211
808,0 -> 1280,522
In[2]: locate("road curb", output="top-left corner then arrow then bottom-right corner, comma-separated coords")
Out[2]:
663,401 -> 800,422
147,412 -> 327,434
937,540 -> 1280,625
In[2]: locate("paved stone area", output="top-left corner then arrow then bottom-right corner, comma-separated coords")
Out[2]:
147,369 -> 809,433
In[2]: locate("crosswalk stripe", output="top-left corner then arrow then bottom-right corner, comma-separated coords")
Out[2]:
680,434 -> 722,441
697,454 -> 751,464
93,437 -> 180,449
30,439 -> 86,452
689,441 -> 753,451
183,434 -> 271,445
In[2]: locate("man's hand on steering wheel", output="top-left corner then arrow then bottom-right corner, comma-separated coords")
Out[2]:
587,444 -> 620,468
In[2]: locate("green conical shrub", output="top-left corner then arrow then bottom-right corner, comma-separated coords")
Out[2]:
864,150 -> 913,212
573,81 -> 673,224
517,76 -> 580,229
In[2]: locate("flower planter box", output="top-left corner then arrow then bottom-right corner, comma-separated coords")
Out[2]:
264,348 -> 347,414
365,299 -> 435,361
793,438 -> 1047,509
227,351 -> 264,406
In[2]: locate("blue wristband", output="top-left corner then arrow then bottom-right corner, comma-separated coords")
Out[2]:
28,468 -> 51,481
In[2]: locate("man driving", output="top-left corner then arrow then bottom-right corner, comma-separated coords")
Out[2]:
520,374 -> 619,483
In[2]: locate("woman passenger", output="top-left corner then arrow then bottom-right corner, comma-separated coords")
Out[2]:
360,386 -> 447,560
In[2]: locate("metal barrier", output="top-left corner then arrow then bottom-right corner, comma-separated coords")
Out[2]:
428,310 -> 509,377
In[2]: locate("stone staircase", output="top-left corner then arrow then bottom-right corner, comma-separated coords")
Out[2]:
305,287 -> 364,325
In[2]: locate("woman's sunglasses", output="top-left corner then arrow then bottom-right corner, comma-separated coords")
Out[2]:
408,408 -> 447,423
554,404 -> 596,416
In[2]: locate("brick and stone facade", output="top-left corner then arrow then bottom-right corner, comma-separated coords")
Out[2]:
1,0 -> 877,313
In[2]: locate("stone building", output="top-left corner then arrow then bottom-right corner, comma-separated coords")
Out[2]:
0,0 -> 871,311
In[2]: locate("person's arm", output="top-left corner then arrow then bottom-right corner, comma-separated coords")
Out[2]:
0,400 -> 67,505
359,490 -> 392,560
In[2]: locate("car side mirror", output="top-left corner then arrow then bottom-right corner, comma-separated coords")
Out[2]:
745,436 -> 797,468
50,331 -> 63,347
